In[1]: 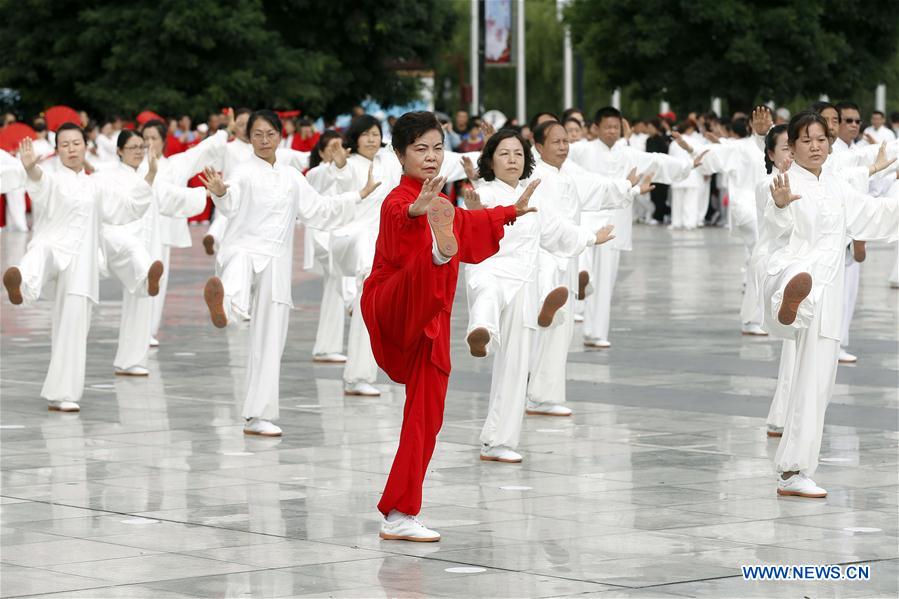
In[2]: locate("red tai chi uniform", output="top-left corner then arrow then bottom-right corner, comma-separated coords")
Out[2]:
362,175 -> 518,516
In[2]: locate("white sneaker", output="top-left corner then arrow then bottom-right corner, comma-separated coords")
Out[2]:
379,513 -> 440,542
573,313 -> 584,323
584,338 -> 611,348
777,473 -> 827,498
344,382 -> 381,396
115,366 -> 149,376
313,352 -> 347,363
149,337 -> 160,348
480,445 -> 523,463
526,400 -> 572,417
741,323 -> 768,336
48,400 -> 80,412
244,418 -> 282,437
766,424 -> 784,438
838,350 -> 858,364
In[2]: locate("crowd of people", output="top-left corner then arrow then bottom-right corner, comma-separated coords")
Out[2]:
1,96 -> 897,543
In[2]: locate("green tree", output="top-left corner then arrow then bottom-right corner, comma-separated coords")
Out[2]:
565,0 -> 899,115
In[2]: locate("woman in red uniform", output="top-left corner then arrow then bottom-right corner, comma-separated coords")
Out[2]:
363,111 -> 538,542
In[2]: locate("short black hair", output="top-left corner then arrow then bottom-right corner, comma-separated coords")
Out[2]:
309,129 -> 343,169
787,111 -> 828,145
834,101 -> 860,120
235,107 -> 253,118
116,129 -> 142,151
533,119 -> 565,145
871,110 -> 885,118
763,124 -> 788,174
731,117 -> 749,138
55,122 -> 87,146
528,111 -> 558,133
561,107 -> 584,123
593,106 -> 621,125
346,115 -> 383,152
810,100 -> 836,114
141,119 -> 168,149
477,128 -> 535,182
390,111 -> 443,156
246,109 -> 282,138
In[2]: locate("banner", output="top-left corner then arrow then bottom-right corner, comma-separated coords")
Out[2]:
485,0 -> 512,64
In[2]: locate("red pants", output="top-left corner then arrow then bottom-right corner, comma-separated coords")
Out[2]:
367,249 -> 453,516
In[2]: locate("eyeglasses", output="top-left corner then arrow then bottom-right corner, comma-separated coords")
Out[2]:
842,118 -> 862,124
122,144 -> 145,151
251,131 -> 280,141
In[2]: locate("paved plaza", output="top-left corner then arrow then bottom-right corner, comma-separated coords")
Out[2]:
1,224 -> 897,598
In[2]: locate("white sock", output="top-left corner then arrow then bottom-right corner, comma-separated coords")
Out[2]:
386,509 -> 404,522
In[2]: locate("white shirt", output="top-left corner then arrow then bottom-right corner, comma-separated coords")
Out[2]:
698,135 -> 767,227
863,125 -> 896,144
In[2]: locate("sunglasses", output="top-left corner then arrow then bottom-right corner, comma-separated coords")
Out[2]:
842,118 -> 862,124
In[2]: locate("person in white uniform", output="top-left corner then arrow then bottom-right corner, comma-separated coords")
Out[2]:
199,110 -> 379,437
759,111 -> 899,499
3,126 -> 53,232
2,127 -> 153,413
567,106 -> 702,349
98,130 -> 210,376
525,120 -> 653,418
462,129 -> 617,464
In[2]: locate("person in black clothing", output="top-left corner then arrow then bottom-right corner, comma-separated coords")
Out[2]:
644,118 -> 671,223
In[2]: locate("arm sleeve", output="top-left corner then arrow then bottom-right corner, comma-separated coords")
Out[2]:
162,130 -> 228,185
633,146 -> 693,184
294,171 -> 358,230
457,204 -> 518,264
0,150 -> 27,192
154,181 -> 207,217
762,191 -> 795,238
439,150 -> 481,182
276,148 -> 310,171
845,182 -> 899,242
304,164 -> 333,194
24,168 -> 53,213
96,178 -> 153,225
538,208 -> 594,257
211,176 -> 244,218
570,168 -> 634,212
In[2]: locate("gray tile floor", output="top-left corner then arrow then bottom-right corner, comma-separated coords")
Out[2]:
1,224 -> 897,598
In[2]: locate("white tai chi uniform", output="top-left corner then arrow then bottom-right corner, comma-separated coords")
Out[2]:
325,147 -> 476,389
304,162 -> 356,357
3,139 -> 53,231
758,163 -> 898,476
568,138 -> 693,345
211,154 -> 358,421
526,158 -> 637,407
668,132 -> 707,230
98,163 -> 207,371
149,131 -> 229,339
8,163 -> 152,404
466,178 -> 597,450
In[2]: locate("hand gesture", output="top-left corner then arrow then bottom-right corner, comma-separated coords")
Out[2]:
360,163 -> 381,198
145,149 -> 158,185
225,107 -> 236,135
870,141 -> 897,176
636,170 -> 655,194
408,176 -> 446,217
461,155 -> 479,181
622,118 -> 632,139
462,186 -> 484,210
770,172 -> 801,209
703,131 -> 721,144
751,105 -> 773,136
18,138 -> 38,171
481,120 -> 496,142
776,156 -> 793,173
199,166 -> 228,197
626,167 -> 639,187
672,131 -> 694,154
514,179 -> 540,217
329,143 -> 349,169
594,224 -> 615,245
864,132 -> 877,145
692,149 -> 709,168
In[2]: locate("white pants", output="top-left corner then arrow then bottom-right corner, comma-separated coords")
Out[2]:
695,183 -> 711,227
220,255 -> 290,421
774,307 -> 839,475
527,304 -> 573,406
766,340 -> 795,429
207,212 -> 228,243
149,245 -> 171,338
313,267 -> 348,356
670,188 -> 693,229
841,253 -> 859,348
735,219 -> 762,326
105,232 -> 152,296
4,189 -> 28,231
331,233 -> 377,386
105,233 -> 153,370
17,242 -> 93,403
470,282 -> 533,450
889,242 -> 899,286
583,245 -> 619,343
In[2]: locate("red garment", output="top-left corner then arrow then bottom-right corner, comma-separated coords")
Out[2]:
362,175 -> 516,516
187,173 -> 212,222
291,131 -> 320,153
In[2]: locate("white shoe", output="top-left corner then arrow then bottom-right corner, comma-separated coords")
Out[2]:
313,352 -> 347,363
480,445 -> 523,463
573,313 -> 584,323
344,382 -> 381,396
379,512 -> 440,542
777,473 -> 827,498
838,350 -> 858,364
583,338 -> 611,348
149,337 -> 159,348
646,218 -> 660,226
244,418 -> 282,437
115,366 -> 149,377
741,323 -> 768,336
526,401 -> 572,417
766,424 -> 784,438
48,400 -> 80,412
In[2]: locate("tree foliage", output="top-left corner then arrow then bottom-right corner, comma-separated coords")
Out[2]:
565,0 -> 899,113
0,0 -> 456,119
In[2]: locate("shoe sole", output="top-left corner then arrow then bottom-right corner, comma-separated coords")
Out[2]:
776,488 -> 826,498
3,267 -> 23,305
344,391 -> 381,397
852,240 -> 866,263
741,331 -> 768,336
838,358 -> 857,364
479,455 -> 522,463
427,198 -> 458,258
379,532 -> 440,542
48,405 -> 80,413
766,430 -> 783,438
467,327 -> 490,357
583,342 -> 611,349
243,429 -> 282,437
202,234 -> 215,256
204,277 -> 228,328
526,409 -> 571,417
778,273 -> 812,325
115,371 -> 149,377
577,271 -> 589,300
313,358 -> 347,363
147,260 -> 164,297
538,287 -> 569,327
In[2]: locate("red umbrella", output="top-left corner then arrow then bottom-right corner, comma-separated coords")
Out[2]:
44,105 -> 81,132
137,110 -> 164,125
0,123 -> 37,153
